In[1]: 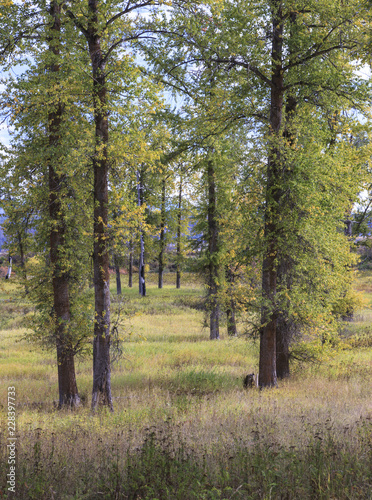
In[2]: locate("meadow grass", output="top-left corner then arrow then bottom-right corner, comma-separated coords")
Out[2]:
0,273 -> 371,499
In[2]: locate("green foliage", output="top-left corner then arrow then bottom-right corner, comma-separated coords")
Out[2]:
0,45 -> 95,351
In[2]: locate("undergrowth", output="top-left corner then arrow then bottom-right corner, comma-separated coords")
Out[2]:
0,416 -> 371,499
0,272 -> 371,499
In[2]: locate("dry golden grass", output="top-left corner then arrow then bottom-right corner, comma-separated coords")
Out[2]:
0,274 -> 372,498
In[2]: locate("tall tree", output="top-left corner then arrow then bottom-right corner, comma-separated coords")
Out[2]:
0,0 -> 96,407
225,266 -> 238,336
158,177 -> 166,288
128,237 -> 134,287
65,0 -> 163,409
137,168 -> 146,297
86,0 -> 112,410
206,157 -> 220,340
143,0 -> 368,379
255,1 -> 366,386
176,174 -> 183,289
48,0 -> 80,407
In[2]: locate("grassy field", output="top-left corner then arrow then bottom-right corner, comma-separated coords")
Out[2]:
0,272 -> 371,499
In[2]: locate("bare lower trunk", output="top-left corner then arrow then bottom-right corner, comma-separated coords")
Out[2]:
56,343 -> 80,408
50,223 -> 79,409
158,179 -> 166,289
226,301 -> 237,336
259,251 -> 278,387
226,267 -> 237,336
210,304 -> 220,340
115,260 -> 122,296
207,160 -> 219,340
51,220 -> 80,409
128,237 -> 133,288
139,241 -> 146,297
176,264 -> 181,289
137,169 -> 146,297
276,315 -> 290,379
276,260 -> 293,380
176,177 -> 182,289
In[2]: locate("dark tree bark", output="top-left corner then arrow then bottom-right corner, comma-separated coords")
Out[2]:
207,160 -> 220,340
137,169 -> 146,297
259,2 -> 284,388
276,258 -> 293,379
226,267 -> 237,337
128,237 -> 133,288
158,178 -> 166,289
344,217 -> 352,237
48,0 -> 79,409
114,255 -> 122,296
176,177 -> 182,289
226,304 -> 237,336
274,12 -> 298,381
275,94 -> 297,380
85,0 -> 113,411
276,315 -> 290,379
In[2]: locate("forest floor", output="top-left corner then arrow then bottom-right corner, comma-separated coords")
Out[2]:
0,272 -> 371,499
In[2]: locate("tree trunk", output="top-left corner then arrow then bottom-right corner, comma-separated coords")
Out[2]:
226,267 -> 237,336
226,304 -> 237,336
176,177 -> 182,289
259,3 -> 284,388
158,178 -> 166,289
274,13 -> 298,381
87,0 -> 113,411
276,253 -> 294,380
275,94 -> 297,380
48,0 -> 79,409
137,169 -> 146,297
276,251 -> 292,380
114,255 -> 122,296
128,237 -> 133,288
344,216 -> 352,237
276,315 -> 290,379
56,343 -> 80,407
207,160 -> 220,340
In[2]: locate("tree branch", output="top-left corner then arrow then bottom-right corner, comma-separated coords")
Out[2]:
105,0 -> 156,30
283,44 -> 355,72
64,9 -> 89,39
211,57 -> 273,88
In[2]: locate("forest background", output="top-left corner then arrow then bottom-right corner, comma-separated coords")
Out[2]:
0,0 -> 372,498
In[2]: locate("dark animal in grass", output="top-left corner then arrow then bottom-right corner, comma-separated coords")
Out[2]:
243,373 -> 257,388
